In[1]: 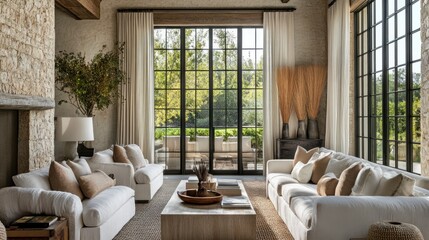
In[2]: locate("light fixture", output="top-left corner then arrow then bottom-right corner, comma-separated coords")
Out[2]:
56,117 -> 94,160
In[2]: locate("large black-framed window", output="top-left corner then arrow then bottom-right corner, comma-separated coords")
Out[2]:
354,0 -> 421,173
154,26 -> 263,175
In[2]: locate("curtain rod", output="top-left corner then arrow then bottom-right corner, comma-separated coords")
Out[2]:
117,7 -> 296,13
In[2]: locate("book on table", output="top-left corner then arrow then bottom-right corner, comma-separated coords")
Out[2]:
11,215 -> 58,228
217,179 -> 239,187
221,196 -> 251,208
216,179 -> 241,195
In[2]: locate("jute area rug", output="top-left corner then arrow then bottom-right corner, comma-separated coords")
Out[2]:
114,179 -> 293,240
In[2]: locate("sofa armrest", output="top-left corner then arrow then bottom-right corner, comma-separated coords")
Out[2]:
88,162 -> 135,188
0,187 -> 83,240
310,196 -> 429,239
266,159 -> 294,175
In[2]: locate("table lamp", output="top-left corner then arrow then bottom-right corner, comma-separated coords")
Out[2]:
56,117 -> 94,160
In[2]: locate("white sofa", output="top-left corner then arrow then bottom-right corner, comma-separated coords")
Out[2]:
266,148 -> 429,240
0,166 -> 135,240
88,149 -> 163,201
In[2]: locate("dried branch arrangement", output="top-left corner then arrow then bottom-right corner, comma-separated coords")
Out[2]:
306,65 -> 327,120
276,66 -> 295,123
293,66 -> 308,121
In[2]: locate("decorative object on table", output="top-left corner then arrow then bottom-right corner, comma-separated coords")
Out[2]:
305,65 -> 327,139
186,176 -> 217,191
276,66 -> 295,139
10,216 -> 58,228
293,66 -> 308,139
177,189 -> 223,205
367,221 -> 424,240
55,44 -> 125,117
193,162 -> 210,197
56,117 -> 94,160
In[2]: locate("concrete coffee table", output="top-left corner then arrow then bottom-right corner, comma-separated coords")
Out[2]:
161,180 -> 256,240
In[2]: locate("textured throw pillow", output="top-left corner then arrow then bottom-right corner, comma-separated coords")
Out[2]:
394,174 -> 416,196
351,166 -> 383,196
310,152 -> 333,184
66,159 -> 92,179
374,172 -> 403,196
0,220 -> 5,240
113,145 -> 131,164
78,170 -> 116,198
317,172 -> 339,196
125,144 -> 146,170
335,162 -> 363,196
49,161 -> 84,200
325,158 -> 355,178
291,161 -> 314,183
293,146 -> 319,167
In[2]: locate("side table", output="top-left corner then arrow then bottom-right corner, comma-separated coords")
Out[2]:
6,219 -> 68,240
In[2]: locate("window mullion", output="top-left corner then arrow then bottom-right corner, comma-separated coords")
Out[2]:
381,0 -> 389,166
180,27 -> 187,174
405,0 -> 413,172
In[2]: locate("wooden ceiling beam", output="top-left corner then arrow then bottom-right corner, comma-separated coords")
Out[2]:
55,0 -> 101,20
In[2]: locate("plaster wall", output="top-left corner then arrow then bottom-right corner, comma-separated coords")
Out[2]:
55,0 -> 328,158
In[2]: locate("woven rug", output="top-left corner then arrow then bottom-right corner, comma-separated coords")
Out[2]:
114,179 -> 293,240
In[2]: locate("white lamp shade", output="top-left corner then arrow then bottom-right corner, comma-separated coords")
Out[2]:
56,117 -> 94,141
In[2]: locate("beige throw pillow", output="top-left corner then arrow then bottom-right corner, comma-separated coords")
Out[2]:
66,159 -> 92,179
374,172 -> 403,196
394,174 -> 416,196
335,162 -> 363,196
351,166 -> 383,196
125,144 -> 146,170
113,145 -> 131,164
291,161 -> 314,183
49,161 -> 84,200
317,172 -> 339,196
293,146 -> 319,167
78,170 -> 116,198
310,152 -> 333,184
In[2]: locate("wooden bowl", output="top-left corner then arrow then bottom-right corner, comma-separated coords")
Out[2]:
177,189 -> 223,205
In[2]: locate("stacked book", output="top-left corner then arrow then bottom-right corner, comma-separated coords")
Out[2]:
11,216 -> 58,228
221,196 -> 251,208
216,179 -> 242,196
185,176 -> 217,191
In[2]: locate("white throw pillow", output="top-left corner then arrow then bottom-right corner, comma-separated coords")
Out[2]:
325,158 -> 354,178
374,171 -> 403,196
394,174 -> 416,196
12,167 -> 51,190
125,144 -> 146,170
291,161 -> 314,183
351,166 -> 383,196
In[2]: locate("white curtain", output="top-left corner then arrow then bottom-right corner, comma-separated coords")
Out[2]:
263,12 -> 295,172
326,0 -> 350,153
117,12 -> 155,162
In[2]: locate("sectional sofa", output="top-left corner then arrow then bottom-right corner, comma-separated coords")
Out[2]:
266,148 -> 429,240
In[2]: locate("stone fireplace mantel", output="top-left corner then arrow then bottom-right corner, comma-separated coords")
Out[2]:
0,93 -> 55,110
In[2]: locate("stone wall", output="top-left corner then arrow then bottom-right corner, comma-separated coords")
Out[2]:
0,0 -> 55,172
55,0 -> 328,158
421,0 -> 429,176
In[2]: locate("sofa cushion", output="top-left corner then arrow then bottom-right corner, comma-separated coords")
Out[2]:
125,144 -> 146,170
293,146 -> 319,167
12,167 -> 51,190
335,162 -> 363,196
281,183 -> 318,205
394,174 -> 416,196
374,171 -> 403,196
269,174 -> 299,195
78,170 -> 116,199
290,196 -> 314,228
90,149 -> 114,164
49,161 -> 84,200
66,159 -> 92,179
134,164 -> 164,184
351,166 -> 383,196
317,173 -> 339,196
113,145 -> 132,164
291,161 -> 314,183
82,186 -> 134,227
310,152 -> 333,184
325,157 -> 355,178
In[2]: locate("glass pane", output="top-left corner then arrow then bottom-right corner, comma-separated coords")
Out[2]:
412,61 -> 421,89
167,90 -> 181,108
375,0 -> 382,23
226,71 -> 237,88
257,110 -> 263,126
226,110 -> 238,126
397,38 -> 406,66
256,50 -> 263,70
185,29 -> 195,49
186,110 -> 195,127
397,117 -> 406,141
412,117 -> 421,142
397,92 -> 406,116
242,90 -> 255,108
363,32 -> 368,53
363,97 -> 368,116
397,10 -> 406,37
388,69 -> 395,92
375,72 -> 383,94
196,90 -> 209,108
389,117 -> 396,140
226,29 -> 238,49
242,110 -> 256,126
185,90 -> 196,109
213,50 -> 225,70
388,42 -> 395,68
256,89 -> 263,108
388,93 -> 395,116
375,24 -> 382,48
167,71 -> 180,89
388,16 -> 395,42
226,90 -> 237,108
226,50 -> 237,70
155,110 -> 166,127
397,66 -> 406,91
196,50 -> 209,70
154,50 -> 166,70
243,71 -> 255,88
413,144 -> 421,174
154,29 -> 166,49
397,0 -> 405,10
243,50 -> 255,70
242,28 -> 256,48
375,95 -> 383,116
213,90 -> 225,109
376,140 -> 383,163
363,117 -> 368,137
196,29 -> 209,49
363,53 -> 368,75
388,0 -> 395,16
256,71 -> 263,88
155,71 -> 166,89
375,48 -> 382,71
213,29 -> 225,49
376,117 -> 383,139
167,29 -> 180,49
155,90 -> 166,108
412,2 -> 421,31
213,71 -> 225,89
213,110 -> 225,126
186,50 -> 195,70
256,29 -> 263,49
389,142 -> 396,167
398,142 -> 407,169
196,110 -> 209,127
167,50 -> 180,70
412,32 -> 421,61
186,71 -> 195,89
166,110 -> 180,127
412,90 -> 421,116
197,71 -> 209,89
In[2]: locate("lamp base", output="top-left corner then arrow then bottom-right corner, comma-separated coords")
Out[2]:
64,141 -> 78,160
77,142 -> 94,157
